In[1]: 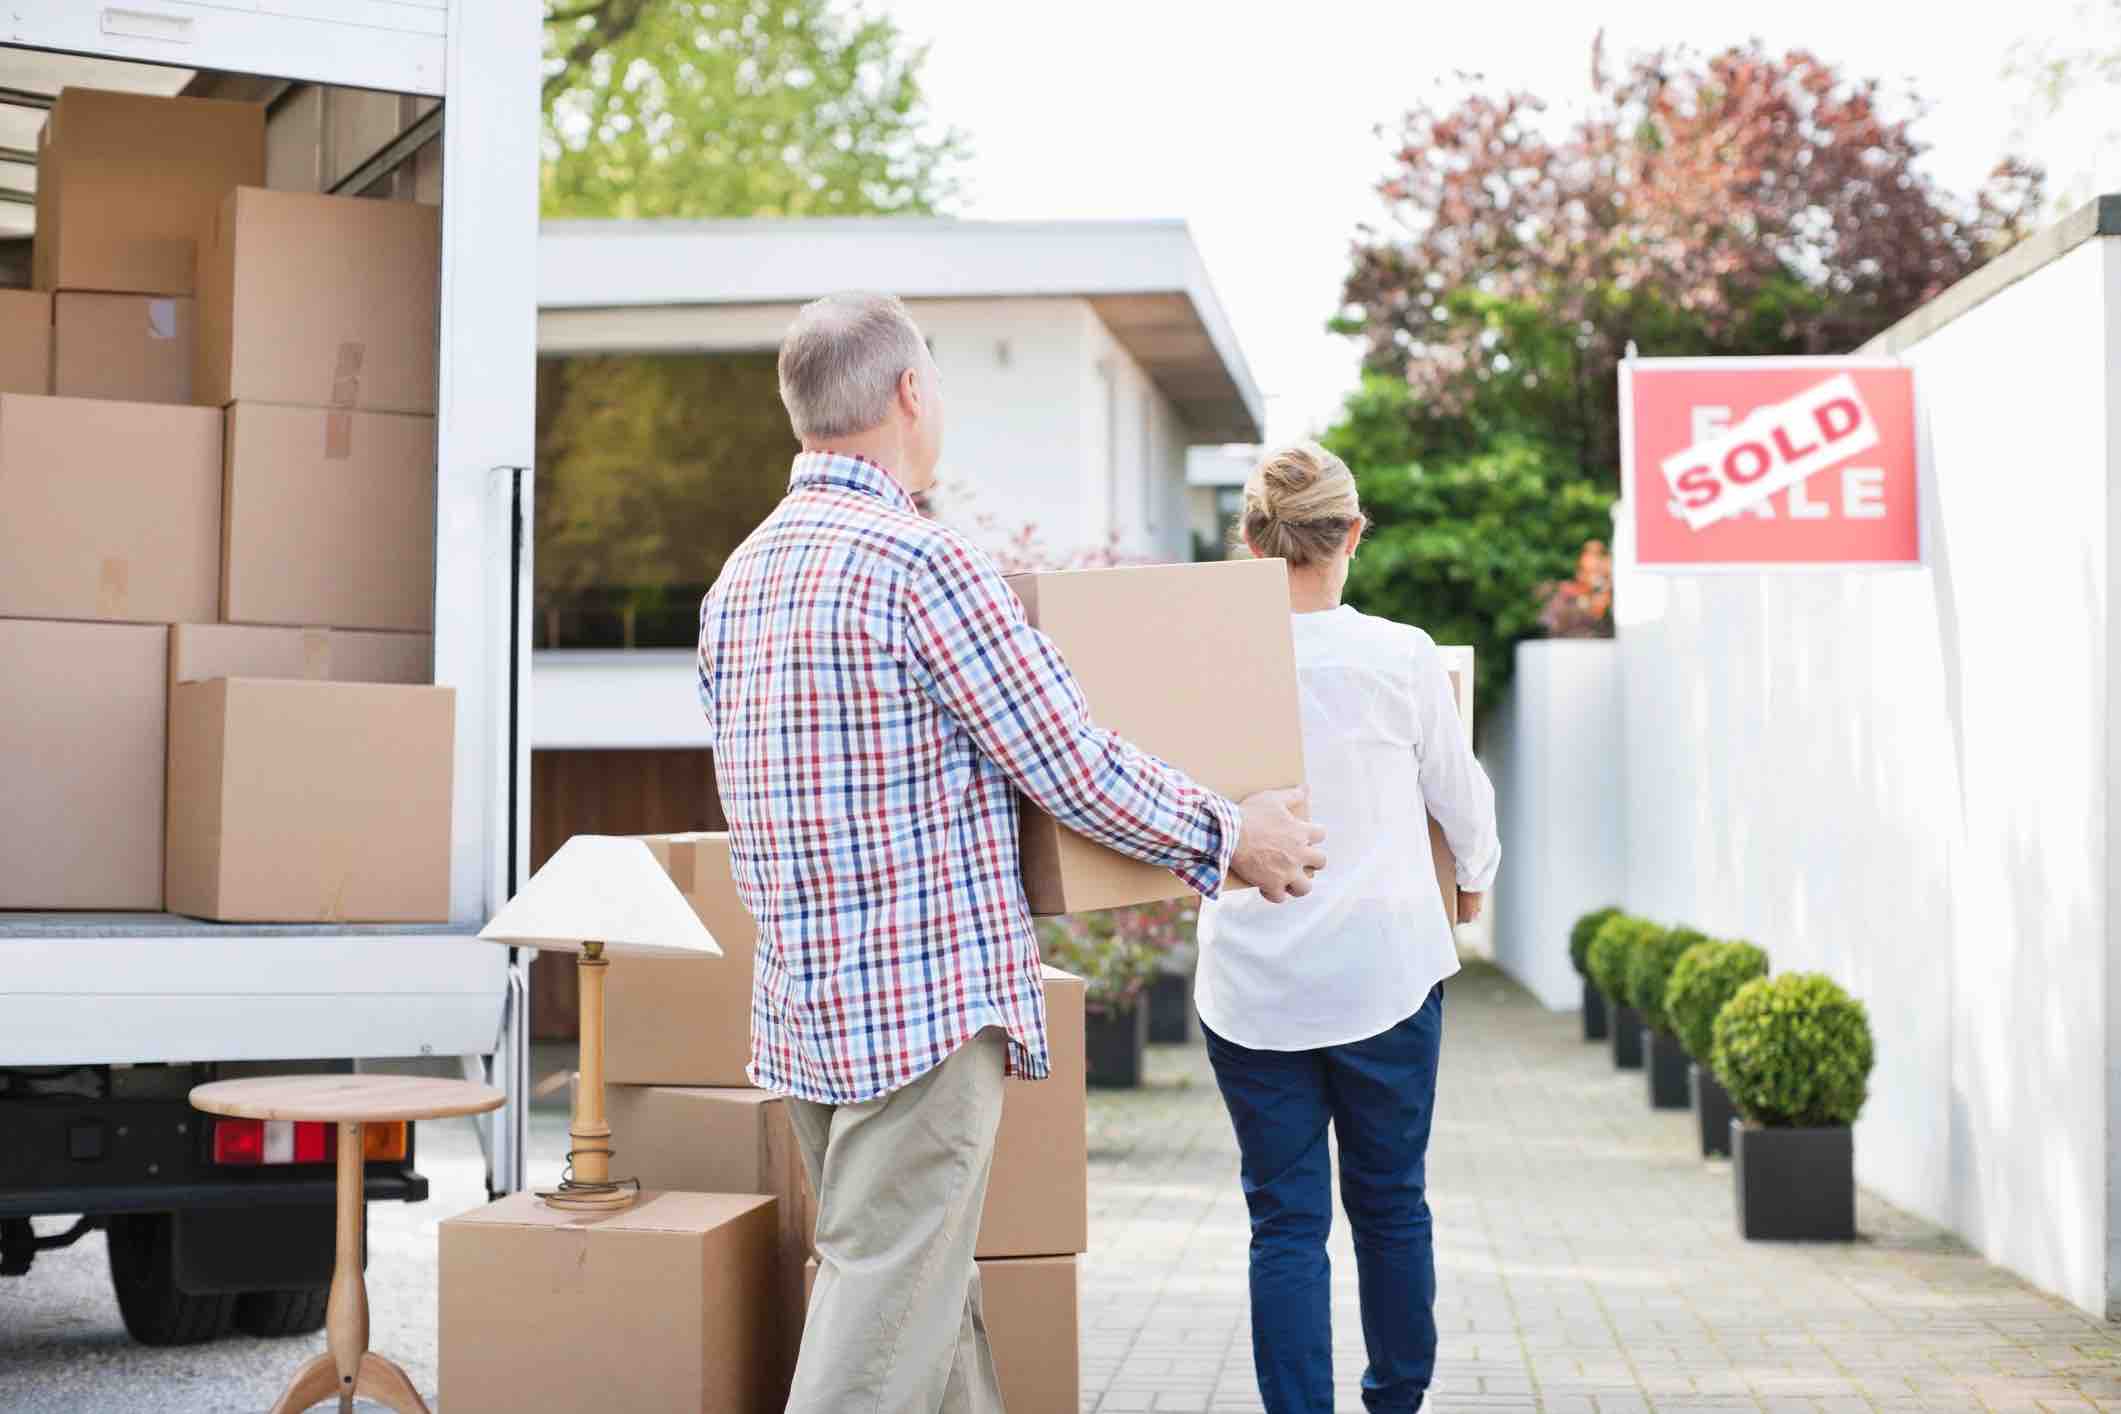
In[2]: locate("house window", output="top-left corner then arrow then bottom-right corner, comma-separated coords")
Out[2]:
534,351 -> 797,650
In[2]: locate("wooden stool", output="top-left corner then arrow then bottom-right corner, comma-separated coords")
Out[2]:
190,1075 -> 504,1414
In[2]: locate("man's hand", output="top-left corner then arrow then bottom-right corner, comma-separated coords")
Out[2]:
1457,891 -> 1485,925
1229,787 -> 1327,903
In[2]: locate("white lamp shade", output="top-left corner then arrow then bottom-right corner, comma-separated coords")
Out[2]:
478,835 -> 723,959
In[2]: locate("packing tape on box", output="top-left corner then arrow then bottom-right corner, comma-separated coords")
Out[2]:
97,558 -> 129,617
331,341 -> 365,408
301,630 -> 331,680
324,411 -> 353,462
146,299 -> 178,340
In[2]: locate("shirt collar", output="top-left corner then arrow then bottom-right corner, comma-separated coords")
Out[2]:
789,450 -> 919,514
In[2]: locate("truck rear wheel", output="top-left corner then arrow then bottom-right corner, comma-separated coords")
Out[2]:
233,1287 -> 329,1336
105,1214 -> 235,1346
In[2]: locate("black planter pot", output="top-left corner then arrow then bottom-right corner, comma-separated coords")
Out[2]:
1086,1003 -> 1149,1089
1691,1063 -> 1737,1158
1581,979 -> 1609,1041
1731,1120 -> 1855,1240
1145,970 -> 1193,1045
1645,1027 -> 1689,1109
1609,1006 -> 1644,1069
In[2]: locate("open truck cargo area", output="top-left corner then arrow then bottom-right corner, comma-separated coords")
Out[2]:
0,1 -> 537,1349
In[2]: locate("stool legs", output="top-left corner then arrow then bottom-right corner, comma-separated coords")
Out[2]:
263,1119 -> 430,1414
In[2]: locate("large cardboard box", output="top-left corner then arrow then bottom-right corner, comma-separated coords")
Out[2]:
53,293 -> 194,405
1006,558 -> 1304,915
165,678 -> 454,922
791,967 -> 1090,1260
0,290 -> 51,394
33,88 -> 265,297
0,620 -> 167,909
197,187 -> 440,414
441,1191 -> 778,1414
1429,650 -> 1476,920
608,833 -> 758,1086
168,623 -> 431,697
802,1255 -> 1079,1414
220,402 -> 436,633
604,1086 -> 810,1403
0,393 -> 221,623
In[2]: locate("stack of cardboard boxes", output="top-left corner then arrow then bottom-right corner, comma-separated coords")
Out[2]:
0,86 -> 453,922
441,831 -> 1091,1413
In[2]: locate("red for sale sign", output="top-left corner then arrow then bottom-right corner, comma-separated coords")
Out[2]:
1621,358 -> 1919,569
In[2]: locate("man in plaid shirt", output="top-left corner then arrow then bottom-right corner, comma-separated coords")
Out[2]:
698,292 -> 1326,1411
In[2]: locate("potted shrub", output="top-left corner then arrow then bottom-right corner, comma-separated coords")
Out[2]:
1037,899 -> 1193,1088
1585,915 -> 1658,1070
1712,972 -> 1875,1240
1665,939 -> 1769,1157
1569,906 -> 1622,1041
1626,925 -> 1706,1110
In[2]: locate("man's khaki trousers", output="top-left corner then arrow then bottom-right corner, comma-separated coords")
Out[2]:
785,1028 -> 1008,1413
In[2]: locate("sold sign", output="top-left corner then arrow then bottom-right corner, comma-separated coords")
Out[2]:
1623,359 -> 1918,569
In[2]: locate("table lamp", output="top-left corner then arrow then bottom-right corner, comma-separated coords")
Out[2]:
479,834 -> 721,1211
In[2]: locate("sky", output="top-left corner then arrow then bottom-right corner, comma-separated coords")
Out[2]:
874,0 -> 2111,445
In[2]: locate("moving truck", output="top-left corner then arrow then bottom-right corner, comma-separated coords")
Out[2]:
0,5 -> 539,1345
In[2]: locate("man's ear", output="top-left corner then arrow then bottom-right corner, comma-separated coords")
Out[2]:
899,365 -> 923,419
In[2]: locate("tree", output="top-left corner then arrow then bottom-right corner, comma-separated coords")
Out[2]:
1339,40 -> 2043,488
2006,0 -> 2121,212
542,0 -> 966,219
1329,41 -> 2044,705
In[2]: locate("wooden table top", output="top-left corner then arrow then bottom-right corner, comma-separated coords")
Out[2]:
190,1075 -> 505,1124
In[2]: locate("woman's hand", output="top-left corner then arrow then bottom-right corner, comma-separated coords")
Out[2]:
1456,891 -> 1485,925
1229,787 -> 1327,903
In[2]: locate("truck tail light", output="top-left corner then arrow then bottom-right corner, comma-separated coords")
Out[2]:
363,1122 -> 408,1161
211,1119 -> 338,1166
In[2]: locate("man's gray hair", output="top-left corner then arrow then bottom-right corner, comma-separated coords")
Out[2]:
778,292 -> 929,441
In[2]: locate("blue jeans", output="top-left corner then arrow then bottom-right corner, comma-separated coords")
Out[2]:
1202,985 -> 1444,1414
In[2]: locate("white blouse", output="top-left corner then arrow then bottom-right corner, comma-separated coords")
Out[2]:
1195,605 -> 1501,1051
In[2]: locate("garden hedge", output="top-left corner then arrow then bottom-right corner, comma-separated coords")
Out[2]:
1711,972 -> 1874,1128
1665,940 -> 1770,1062
1569,906 -> 1623,978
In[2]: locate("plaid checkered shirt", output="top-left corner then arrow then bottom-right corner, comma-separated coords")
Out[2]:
697,452 -> 1241,1105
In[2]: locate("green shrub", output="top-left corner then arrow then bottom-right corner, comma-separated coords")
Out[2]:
1666,940 -> 1770,1062
1711,973 -> 1874,1128
1625,925 -> 1707,1033
1585,915 -> 1659,1005
1569,906 -> 1622,978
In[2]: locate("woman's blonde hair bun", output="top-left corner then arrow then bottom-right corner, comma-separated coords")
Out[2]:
1239,441 -> 1363,567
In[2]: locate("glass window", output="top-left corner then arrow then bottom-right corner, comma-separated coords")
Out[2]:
534,351 -> 798,650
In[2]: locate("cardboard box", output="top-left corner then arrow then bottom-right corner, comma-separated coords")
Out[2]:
608,833 -> 758,1086
33,88 -> 265,296
0,620 -> 167,908
604,1086 -> 810,1403
791,967 -> 1089,1260
220,402 -> 436,633
1006,558 -> 1304,915
0,393 -> 221,623
802,1255 -> 1079,1414
441,1191 -> 778,1414
53,293 -> 194,405
0,290 -> 51,394
165,678 -> 454,922
168,623 -> 431,697
1430,652 -> 1476,920
197,187 -> 440,414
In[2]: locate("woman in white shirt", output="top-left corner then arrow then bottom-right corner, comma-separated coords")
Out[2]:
1196,442 -> 1500,1414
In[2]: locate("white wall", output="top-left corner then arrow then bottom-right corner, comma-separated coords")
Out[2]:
1614,236 -> 2117,1314
1486,641 -> 1626,1009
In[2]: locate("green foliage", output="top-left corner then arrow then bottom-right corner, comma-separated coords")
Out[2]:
1584,915 -> 1659,1006
1712,973 -> 1875,1128
542,0 -> 966,219
1626,926 -> 1707,1033
1569,906 -> 1622,978
1036,899 -> 1196,1017
1329,404 -> 1613,711
1666,940 -> 1770,1062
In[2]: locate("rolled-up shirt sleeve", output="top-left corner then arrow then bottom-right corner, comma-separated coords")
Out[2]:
901,532 -> 1240,898
1413,635 -> 1500,892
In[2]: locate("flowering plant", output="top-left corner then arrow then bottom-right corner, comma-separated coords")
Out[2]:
1037,897 -> 1199,1017
1536,539 -> 1614,639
